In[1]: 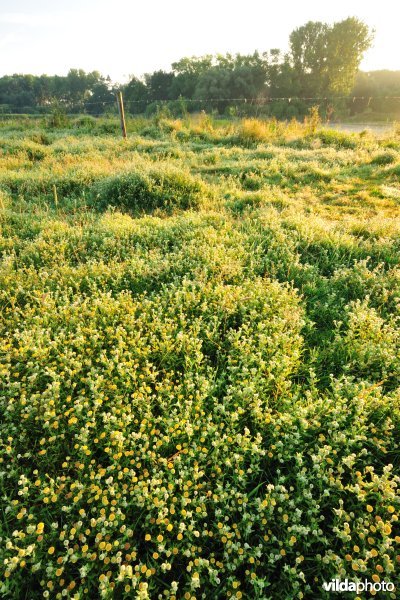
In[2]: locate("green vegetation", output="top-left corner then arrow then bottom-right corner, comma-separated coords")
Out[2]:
0,115 -> 399,599
5,18 -> 400,122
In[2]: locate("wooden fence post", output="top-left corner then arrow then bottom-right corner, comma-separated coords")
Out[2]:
116,91 -> 127,139
53,184 -> 58,208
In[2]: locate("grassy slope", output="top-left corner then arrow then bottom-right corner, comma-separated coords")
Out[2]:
0,116 -> 399,599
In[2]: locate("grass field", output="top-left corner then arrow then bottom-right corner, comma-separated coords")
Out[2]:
0,115 -> 399,599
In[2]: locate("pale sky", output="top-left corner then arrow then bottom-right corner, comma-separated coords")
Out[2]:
0,0 -> 399,82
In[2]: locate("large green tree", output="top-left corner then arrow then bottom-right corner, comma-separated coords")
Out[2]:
170,56 -> 213,99
123,77 -> 148,114
144,70 -> 175,101
194,52 -> 268,111
289,18 -> 373,96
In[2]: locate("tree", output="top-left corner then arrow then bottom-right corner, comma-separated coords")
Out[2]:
326,18 -> 374,94
170,55 -> 213,99
145,70 -> 175,102
0,17 -> 378,119
0,74 -> 38,112
289,18 -> 373,96
63,69 -> 104,111
123,77 -> 148,114
194,52 -> 268,112
352,69 -> 400,115
289,22 -> 330,95
84,78 -> 115,116
34,75 -> 57,107
266,49 -> 301,98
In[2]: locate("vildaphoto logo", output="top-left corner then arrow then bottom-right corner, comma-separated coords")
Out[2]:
323,579 -> 395,594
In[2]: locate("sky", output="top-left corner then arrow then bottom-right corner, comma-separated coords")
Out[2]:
0,0 -> 399,82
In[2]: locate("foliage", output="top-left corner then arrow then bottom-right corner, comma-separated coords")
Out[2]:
124,78 -> 149,114
290,18 -> 374,96
0,69 -> 115,115
0,19 -> 381,121
303,106 -> 322,135
46,106 -> 70,129
0,117 -> 399,599
92,165 -> 210,212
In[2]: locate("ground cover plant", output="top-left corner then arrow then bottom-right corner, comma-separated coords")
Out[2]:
0,114 -> 399,599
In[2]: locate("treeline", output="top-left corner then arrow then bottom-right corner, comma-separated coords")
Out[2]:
0,70 -> 115,115
1,17 -> 399,119
351,70 -> 400,116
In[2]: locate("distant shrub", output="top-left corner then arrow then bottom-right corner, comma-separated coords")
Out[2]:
370,150 -> 398,165
239,118 -> 277,143
157,118 -> 183,134
0,170 -> 99,200
267,98 -> 308,120
97,119 -> 120,135
28,132 -> 52,146
46,108 -> 69,129
237,117 -> 305,145
73,115 -> 97,130
92,165 -> 209,212
389,163 -> 400,177
21,141 -> 49,162
303,105 -> 322,134
195,111 -> 214,133
314,128 -> 357,149
241,172 -> 263,190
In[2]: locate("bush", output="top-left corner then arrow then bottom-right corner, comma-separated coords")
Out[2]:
313,128 -> 357,149
46,108 -> 69,129
335,299 -> 400,386
92,165 -> 210,212
72,115 -> 97,131
370,150 -> 398,165
238,118 -> 278,143
303,105 -> 321,134
1,170 -> 99,200
21,141 -> 49,162
97,119 -> 120,135
28,132 -> 52,146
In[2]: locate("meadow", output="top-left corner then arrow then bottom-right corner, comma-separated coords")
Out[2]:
0,113 -> 399,599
